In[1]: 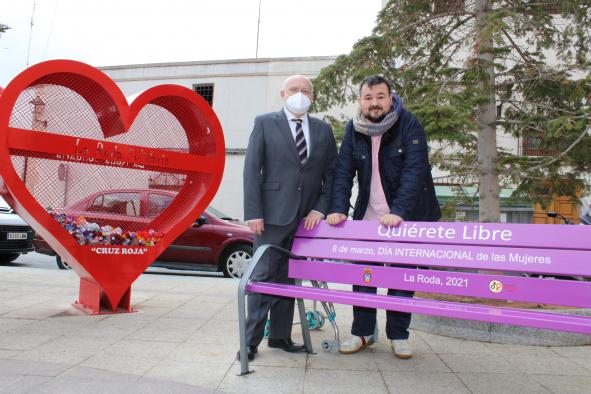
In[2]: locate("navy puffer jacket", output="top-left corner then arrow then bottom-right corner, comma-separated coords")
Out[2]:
330,110 -> 441,222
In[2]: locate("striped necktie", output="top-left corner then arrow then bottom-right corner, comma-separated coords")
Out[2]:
292,118 -> 307,164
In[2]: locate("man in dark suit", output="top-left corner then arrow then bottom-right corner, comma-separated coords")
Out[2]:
241,75 -> 337,360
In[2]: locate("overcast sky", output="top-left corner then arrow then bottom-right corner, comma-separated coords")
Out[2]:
0,0 -> 382,86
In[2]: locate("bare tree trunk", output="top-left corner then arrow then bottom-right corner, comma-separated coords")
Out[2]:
475,0 -> 500,223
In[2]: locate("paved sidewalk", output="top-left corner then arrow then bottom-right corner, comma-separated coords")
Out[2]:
0,264 -> 590,393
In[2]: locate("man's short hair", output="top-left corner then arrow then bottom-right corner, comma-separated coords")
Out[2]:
359,75 -> 392,95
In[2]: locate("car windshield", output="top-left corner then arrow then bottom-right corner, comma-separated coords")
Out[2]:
206,206 -> 234,220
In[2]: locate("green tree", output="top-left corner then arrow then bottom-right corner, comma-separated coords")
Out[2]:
313,0 -> 591,222
0,23 -> 9,36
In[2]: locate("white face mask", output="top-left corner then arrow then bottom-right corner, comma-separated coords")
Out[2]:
285,92 -> 311,114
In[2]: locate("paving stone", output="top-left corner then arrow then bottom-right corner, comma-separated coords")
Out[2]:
221,365 -> 305,393
369,332 -> 433,354
549,345 -> 591,358
306,347 -> 378,371
167,341 -> 241,365
382,372 -> 469,394
0,333 -> 56,351
132,317 -> 204,342
485,342 -> 560,357
0,318 -> 36,333
415,332 -> 497,355
144,359 -> 231,389
12,336 -> 111,365
0,373 -> 51,394
80,351 -> 160,375
374,352 -> 451,373
438,353 -> 522,374
529,374 -> 591,394
456,372 -> 550,394
129,378 -> 215,393
0,358 -> 70,377
248,347 -> 308,369
570,357 -> 591,372
504,353 -> 591,376
304,369 -> 386,393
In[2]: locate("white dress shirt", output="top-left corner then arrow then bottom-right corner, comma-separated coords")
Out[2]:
284,107 -> 311,155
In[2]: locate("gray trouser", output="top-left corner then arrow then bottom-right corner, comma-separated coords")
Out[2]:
245,217 -> 300,347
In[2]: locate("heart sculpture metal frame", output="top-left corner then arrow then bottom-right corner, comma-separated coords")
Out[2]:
0,60 -> 225,314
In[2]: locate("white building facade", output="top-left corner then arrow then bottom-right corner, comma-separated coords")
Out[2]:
100,56 -> 356,219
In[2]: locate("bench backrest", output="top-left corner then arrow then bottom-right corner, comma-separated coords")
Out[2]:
288,221 -> 591,309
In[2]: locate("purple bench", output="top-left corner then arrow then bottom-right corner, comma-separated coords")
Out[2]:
237,221 -> 591,374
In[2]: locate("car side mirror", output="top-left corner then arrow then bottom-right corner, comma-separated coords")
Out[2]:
194,215 -> 208,227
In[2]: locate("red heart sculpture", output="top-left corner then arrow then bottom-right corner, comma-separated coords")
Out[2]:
0,60 -> 225,313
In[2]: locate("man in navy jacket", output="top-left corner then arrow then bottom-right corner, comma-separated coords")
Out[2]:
327,75 -> 440,358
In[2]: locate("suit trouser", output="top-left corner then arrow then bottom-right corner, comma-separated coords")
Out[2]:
245,217 -> 300,347
351,264 -> 414,340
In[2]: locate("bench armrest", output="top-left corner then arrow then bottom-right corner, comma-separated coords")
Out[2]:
238,244 -> 304,296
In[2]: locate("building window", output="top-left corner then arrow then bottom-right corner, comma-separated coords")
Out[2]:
433,0 -> 465,14
148,172 -> 186,192
520,132 -> 556,157
528,1 -> 562,14
193,83 -> 214,106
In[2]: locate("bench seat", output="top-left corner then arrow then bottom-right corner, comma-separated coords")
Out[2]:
246,281 -> 591,335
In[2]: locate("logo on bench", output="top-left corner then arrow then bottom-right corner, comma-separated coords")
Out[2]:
363,268 -> 372,284
489,280 -> 503,293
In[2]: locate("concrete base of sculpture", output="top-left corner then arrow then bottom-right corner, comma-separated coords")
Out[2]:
411,308 -> 591,346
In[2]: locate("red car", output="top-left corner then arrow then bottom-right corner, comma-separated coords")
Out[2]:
33,189 -> 253,278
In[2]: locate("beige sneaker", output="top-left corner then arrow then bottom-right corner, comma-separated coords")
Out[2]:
391,339 -> 413,359
339,335 -> 375,354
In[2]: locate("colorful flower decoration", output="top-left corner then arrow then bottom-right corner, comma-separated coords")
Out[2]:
49,210 -> 162,246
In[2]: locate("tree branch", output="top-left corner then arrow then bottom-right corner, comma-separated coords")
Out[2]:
394,11 -> 476,35
497,119 -> 546,133
500,27 -> 534,63
505,100 -> 581,115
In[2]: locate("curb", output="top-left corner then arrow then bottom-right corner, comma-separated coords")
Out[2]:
411,309 -> 591,346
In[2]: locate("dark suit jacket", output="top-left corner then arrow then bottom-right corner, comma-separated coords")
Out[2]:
331,112 -> 441,222
243,109 -> 338,226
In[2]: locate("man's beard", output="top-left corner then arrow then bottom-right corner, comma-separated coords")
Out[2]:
364,111 -> 387,123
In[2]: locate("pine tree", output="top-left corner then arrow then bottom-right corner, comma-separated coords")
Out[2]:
313,0 -> 591,222
0,23 -> 9,36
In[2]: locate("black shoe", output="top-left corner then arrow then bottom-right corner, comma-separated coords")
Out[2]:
267,338 -> 306,353
236,346 -> 257,361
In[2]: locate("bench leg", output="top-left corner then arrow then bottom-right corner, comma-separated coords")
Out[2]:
237,285 -> 252,375
311,280 -> 341,352
295,279 -> 314,354
237,245 -> 277,376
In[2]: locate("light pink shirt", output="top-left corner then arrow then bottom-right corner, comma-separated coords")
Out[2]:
363,135 -> 390,221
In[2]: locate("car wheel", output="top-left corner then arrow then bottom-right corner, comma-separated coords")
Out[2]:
56,255 -> 72,270
0,253 -> 20,263
220,244 -> 252,279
